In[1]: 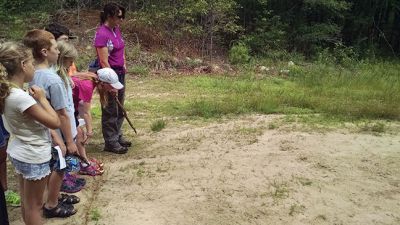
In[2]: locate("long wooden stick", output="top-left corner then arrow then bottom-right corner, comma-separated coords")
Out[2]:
115,96 -> 137,134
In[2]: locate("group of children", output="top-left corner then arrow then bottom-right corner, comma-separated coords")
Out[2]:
0,22 -> 125,224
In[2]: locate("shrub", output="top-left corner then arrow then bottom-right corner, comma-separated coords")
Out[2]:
229,42 -> 251,64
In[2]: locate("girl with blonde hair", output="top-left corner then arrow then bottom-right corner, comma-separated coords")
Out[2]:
0,42 -> 60,225
57,41 -> 105,176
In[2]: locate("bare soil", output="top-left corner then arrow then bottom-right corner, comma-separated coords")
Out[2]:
9,115 -> 400,225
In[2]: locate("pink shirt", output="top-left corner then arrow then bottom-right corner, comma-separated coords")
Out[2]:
93,24 -> 125,67
72,76 -> 95,111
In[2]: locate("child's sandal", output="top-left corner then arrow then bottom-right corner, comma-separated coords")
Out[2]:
43,202 -> 77,218
90,158 -> 104,169
79,164 -> 104,176
58,193 -> 80,205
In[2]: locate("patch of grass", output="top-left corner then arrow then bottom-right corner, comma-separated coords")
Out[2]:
315,214 -> 327,221
90,208 -> 101,221
91,105 -> 102,119
289,204 -> 305,216
279,114 -> 348,132
297,177 -> 313,186
271,180 -> 289,199
130,161 -> 156,178
268,123 -> 278,129
290,62 -> 400,120
151,119 -> 166,132
175,61 -> 399,121
358,121 -> 386,133
112,61 -> 399,131
136,167 -> 146,177
156,166 -> 168,173
236,126 -> 264,135
129,65 -> 150,76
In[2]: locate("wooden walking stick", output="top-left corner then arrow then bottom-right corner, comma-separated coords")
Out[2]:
115,95 -> 137,134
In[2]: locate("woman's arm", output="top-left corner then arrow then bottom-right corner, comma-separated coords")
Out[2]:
97,47 -> 111,68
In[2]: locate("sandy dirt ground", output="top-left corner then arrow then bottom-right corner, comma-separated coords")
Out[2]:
9,115 -> 400,225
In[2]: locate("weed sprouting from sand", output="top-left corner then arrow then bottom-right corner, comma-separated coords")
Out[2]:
151,119 -> 166,132
271,180 -> 289,199
90,208 -> 101,221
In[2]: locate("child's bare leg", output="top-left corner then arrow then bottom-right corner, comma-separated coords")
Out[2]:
45,171 -> 63,209
24,176 -> 48,225
18,175 -> 25,223
76,127 -> 89,162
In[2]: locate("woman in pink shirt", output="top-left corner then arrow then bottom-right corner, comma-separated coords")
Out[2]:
94,2 -> 130,154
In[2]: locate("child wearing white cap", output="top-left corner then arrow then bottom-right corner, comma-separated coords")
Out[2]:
71,67 -> 126,155
97,68 -> 124,90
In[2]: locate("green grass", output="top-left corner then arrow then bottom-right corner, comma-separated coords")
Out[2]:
288,62 -> 400,119
289,204 -> 305,216
151,119 -> 166,132
129,65 -> 150,76
357,121 -> 386,133
82,60 -> 400,141
124,60 -> 399,123
90,208 -> 101,221
271,180 -> 289,199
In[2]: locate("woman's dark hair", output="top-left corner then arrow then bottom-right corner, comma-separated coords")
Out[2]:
100,2 -> 125,24
45,23 -> 71,40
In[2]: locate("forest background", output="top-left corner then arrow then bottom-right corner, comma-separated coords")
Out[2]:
1,0 -> 399,59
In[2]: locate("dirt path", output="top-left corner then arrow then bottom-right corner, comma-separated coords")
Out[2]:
10,115 -> 400,225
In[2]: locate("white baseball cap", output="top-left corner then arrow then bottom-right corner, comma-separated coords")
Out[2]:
97,68 -> 124,90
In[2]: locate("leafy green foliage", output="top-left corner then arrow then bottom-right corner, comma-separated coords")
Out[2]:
236,0 -> 400,58
228,42 -> 250,64
128,0 -> 240,57
0,0 -> 57,14
1,0 -> 399,59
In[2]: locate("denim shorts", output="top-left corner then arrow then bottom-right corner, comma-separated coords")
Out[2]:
9,156 -> 51,181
